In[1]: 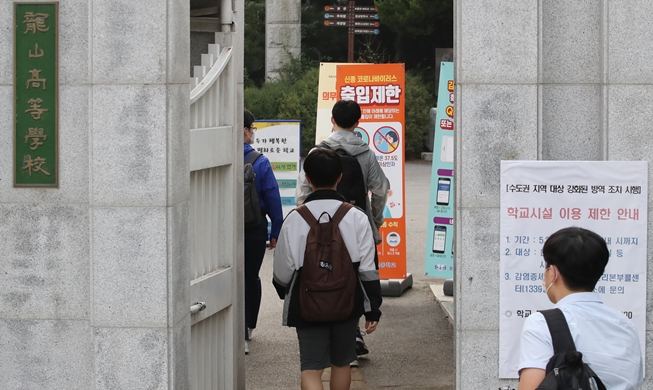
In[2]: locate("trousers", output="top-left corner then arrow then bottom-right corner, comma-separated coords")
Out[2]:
244,217 -> 268,336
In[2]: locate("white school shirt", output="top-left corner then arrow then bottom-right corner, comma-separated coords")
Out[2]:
518,292 -> 643,390
273,199 -> 377,286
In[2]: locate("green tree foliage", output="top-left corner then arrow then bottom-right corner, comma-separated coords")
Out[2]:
244,81 -> 294,120
374,0 -> 452,37
277,67 -> 320,154
404,71 -> 434,158
300,2 -> 349,65
244,0 -> 266,87
244,59 -> 319,154
244,0 -> 445,157
245,61 -> 433,158
374,0 -> 453,93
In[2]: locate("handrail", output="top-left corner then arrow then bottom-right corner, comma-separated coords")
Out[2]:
190,46 -> 233,104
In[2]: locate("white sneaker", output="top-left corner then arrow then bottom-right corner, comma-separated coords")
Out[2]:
245,341 -> 249,355
247,328 -> 254,340
350,359 -> 358,367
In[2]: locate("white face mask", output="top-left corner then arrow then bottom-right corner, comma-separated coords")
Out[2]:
544,266 -> 558,294
245,127 -> 255,144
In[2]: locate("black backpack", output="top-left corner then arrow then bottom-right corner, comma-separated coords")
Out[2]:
318,142 -> 367,211
244,151 -> 262,228
536,309 -> 606,390
295,202 -> 357,322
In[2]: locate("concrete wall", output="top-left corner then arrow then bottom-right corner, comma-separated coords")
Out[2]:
454,1 -> 653,388
0,1 -> 190,388
266,0 -> 301,80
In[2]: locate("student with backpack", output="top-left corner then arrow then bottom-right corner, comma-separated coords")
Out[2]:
518,227 -> 643,390
274,148 -> 382,390
243,109 -> 283,354
295,100 -> 390,364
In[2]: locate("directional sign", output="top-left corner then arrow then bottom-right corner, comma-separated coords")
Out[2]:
325,5 -> 378,12
354,21 -> 380,28
353,13 -> 379,20
325,20 -> 380,28
350,28 -> 379,35
324,2 -> 382,62
325,5 -> 348,12
353,6 -> 378,12
324,13 -> 348,19
324,20 -> 348,27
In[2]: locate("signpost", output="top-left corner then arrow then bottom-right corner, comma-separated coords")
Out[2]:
324,1 -> 381,62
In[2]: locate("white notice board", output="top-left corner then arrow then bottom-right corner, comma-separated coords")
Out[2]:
499,161 -> 648,378
252,120 -> 301,219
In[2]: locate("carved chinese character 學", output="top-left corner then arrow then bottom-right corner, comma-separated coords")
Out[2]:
26,69 -> 47,90
25,127 -> 47,150
23,12 -> 50,34
25,98 -> 48,120
22,155 -> 50,176
29,43 -> 44,58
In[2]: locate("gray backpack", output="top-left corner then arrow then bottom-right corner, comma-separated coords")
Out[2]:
244,151 -> 262,228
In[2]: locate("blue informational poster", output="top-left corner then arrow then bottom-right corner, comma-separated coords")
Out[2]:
424,62 -> 454,278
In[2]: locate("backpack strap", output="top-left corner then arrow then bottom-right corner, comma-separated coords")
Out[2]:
245,151 -> 262,165
540,308 -> 608,390
295,204 -> 318,227
295,203 -> 353,227
331,202 -> 354,225
540,308 -> 577,354
317,141 -> 354,156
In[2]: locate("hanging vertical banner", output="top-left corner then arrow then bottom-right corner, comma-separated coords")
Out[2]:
14,3 -> 59,187
424,62 -> 454,278
335,63 -> 407,280
498,161 -> 648,378
252,120 -> 302,219
316,63 -> 340,144
316,62 -> 366,144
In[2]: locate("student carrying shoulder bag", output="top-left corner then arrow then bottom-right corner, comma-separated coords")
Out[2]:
536,308 -> 606,390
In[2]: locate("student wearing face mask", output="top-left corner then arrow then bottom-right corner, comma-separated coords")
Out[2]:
243,109 -> 283,355
517,227 -> 643,390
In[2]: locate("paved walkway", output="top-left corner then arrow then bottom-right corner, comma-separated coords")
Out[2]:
245,161 -> 455,389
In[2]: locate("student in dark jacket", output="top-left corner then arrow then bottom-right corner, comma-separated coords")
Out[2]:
243,109 -> 283,354
273,148 -> 382,390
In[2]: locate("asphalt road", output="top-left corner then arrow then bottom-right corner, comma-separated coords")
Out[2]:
245,160 -> 455,390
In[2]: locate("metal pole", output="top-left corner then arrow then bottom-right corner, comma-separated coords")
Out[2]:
348,0 -> 355,62
221,0 -> 233,32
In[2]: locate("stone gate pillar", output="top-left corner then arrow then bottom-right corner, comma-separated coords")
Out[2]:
455,0 -> 653,388
266,0 -> 301,80
0,1 -> 190,388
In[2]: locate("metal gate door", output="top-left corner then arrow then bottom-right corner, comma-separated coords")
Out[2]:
187,5 -> 244,386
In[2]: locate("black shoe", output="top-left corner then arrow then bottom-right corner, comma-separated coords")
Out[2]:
355,334 -> 369,356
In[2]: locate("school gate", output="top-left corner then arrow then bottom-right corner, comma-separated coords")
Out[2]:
0,0 -> 246,388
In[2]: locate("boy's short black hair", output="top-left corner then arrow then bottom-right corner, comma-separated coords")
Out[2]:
244,109 -> 255,129
303,148 -> 342,189
332,100 -> 361,129
543,227 -> 609,291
